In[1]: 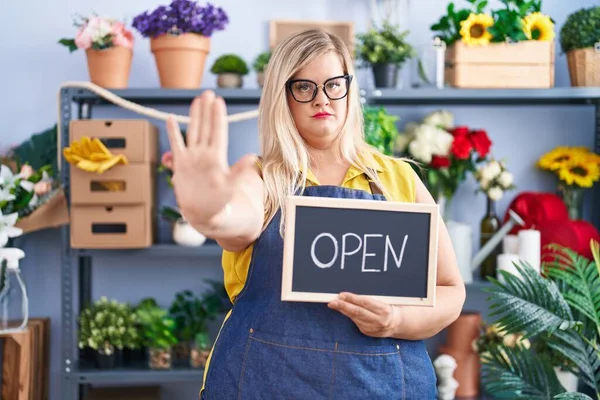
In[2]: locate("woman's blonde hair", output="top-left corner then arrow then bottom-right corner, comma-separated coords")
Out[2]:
258,28 -> 392,235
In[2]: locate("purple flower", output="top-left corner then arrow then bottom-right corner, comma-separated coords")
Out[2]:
132,0 -> 229,38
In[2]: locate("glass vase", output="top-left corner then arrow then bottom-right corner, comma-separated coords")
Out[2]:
557,183 -> 584,220
437,194 -> 454,222
148,347 -> 172,370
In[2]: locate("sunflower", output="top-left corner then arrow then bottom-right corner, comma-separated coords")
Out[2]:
537,146 -> 585,171
460,13 -> 494,46
522,12 -> 555,42
558,155 -> 600,188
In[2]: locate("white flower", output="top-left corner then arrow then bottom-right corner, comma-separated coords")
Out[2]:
0,210 -> 23,247
480,161 -> 502,182
498,171 -> 513,188
408,139 -> 433,163
488,187 -> 504,201
423,110 -> 454,129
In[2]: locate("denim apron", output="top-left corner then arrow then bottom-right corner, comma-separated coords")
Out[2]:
200,171 -> 438,400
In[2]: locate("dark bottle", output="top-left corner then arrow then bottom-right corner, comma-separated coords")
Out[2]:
480,197 -> 501,279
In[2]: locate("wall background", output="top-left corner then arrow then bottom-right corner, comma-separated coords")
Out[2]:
1,0 -> 597,399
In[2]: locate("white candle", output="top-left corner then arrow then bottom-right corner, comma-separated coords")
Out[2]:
517,229 -> 541,274
497,253 -> 522,284
447,221 -> 472,284
503,234 -> 519,254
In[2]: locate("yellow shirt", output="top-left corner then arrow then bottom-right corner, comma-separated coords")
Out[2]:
200,152 -> 416,392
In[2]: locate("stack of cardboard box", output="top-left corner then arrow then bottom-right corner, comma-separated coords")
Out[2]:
68,119 -> 159,249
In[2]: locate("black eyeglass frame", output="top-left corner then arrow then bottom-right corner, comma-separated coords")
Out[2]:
286,74 -> 353,103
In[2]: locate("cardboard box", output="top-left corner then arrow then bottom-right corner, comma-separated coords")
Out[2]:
70,119 -> 159,164
269,20 -> 354,53
70,204 -> 155,248
445,40 -> 555,88
84,386 -> 161,400
70,164 -> 155,205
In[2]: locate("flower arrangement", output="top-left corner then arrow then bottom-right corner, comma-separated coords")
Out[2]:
395,110 -> 492,200
59,13 -> 134,53
431,0 -> 555,47
132,0 -> 228,38
537,146 -> 600,219
78,297 -> 140,359
474,158 -> 516,201
472,321 -> 531,362
0,163 -> 56,247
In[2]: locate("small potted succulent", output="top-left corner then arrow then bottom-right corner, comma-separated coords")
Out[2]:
59,13 -> 134,88
135,303 -> 178,369
77,297 -> 140,369
559,6 -> 600,87
252,51 -> 271,88
355,22 -> 416,88
210,54 -> 249,88
132,0 -> 229,88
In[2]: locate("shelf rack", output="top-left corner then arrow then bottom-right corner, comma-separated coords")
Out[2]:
59,86 -> 600,399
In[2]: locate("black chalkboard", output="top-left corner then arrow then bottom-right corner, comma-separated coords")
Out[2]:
282,196 -> 439,306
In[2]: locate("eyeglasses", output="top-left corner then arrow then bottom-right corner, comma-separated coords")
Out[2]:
286,74 -> 353,103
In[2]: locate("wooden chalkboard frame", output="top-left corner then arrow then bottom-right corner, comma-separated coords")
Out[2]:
282,195 -> 440,306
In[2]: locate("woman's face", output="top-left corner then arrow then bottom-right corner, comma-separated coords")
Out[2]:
286,52 -> 350,149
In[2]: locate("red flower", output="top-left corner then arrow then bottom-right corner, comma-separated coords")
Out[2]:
431,156 -> 451,168
470,130 -> 492,157
450,126 -> 469,137
451,136 -> 473,159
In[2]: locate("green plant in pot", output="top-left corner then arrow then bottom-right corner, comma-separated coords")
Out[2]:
478,239 -> 600,399
211,54 -> 249,88
169,280 -> 232,368
363,106 -> 400,156
135,304 -> 178,369
252,50 -> 271,88
355,22 -> 416,88
77,297 -> 140,369
560,6 -> 600,87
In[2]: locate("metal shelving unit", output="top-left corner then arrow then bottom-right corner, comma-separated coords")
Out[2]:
59,86 -> 600,399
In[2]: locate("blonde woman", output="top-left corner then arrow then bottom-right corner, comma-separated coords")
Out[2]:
165,29 -> 465,399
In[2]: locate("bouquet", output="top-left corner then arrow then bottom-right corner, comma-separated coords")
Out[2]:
474,158 -> 516,201
431,0 -> 555,47
59,13 -> 134,53
132,0 -> 228,38
0,163 -> 55,247
395,110 -> 492,200
538,146 -> 600,189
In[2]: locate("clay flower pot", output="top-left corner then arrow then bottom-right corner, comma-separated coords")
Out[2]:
445,312 -> 482,354
150,33 -> 210,89
85,46 -> 133,89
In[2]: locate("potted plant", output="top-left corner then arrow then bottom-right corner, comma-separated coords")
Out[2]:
477,240 -> 600,398
559,6 -> 600,87
211,54 -> 250,88
59,13 -> 134,88
252,51 -> 271,88
355,22 -> 416,88
77,297 -> 140,369
430,0 -> 556,88
159,149 -> 207,247
135,303 -> 178,369
132,0 -> 229,88
363,106 -> 400,156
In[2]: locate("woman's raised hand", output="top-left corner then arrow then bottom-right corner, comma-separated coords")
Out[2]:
165,90 -> 256,227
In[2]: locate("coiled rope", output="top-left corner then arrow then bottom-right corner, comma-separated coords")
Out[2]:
56,81 -> 260,170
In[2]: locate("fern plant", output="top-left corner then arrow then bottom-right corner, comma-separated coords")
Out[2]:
480,239 -> 600,399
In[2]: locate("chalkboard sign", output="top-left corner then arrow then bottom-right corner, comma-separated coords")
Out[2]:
282,196 -> 439,306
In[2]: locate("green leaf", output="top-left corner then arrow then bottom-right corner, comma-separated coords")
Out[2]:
477,0 -> 489,12
554,393 -> 594,400
58,38 -> 78,53
485,260 -> 581,340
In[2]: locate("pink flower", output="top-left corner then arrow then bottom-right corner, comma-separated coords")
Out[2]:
75,27 -> 93,49
19,165 -> 33,179
161,151 -> 173,170
111,23 -> 134,49
34,181 -> 52,196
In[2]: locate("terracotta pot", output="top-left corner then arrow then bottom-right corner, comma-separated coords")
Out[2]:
439,345 -> 481,397
150,33 -> 210,89
85,47 -> 132,89
445,312 -> 482,354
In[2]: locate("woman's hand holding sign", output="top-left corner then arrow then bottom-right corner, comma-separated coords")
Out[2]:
328,293 -> 402,338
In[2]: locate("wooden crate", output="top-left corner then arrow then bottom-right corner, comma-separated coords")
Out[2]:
444,40 -> 555,88
269,20 -> 354,52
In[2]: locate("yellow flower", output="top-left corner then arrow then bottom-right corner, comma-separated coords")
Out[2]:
522,12 -> 555,41
460,13 -> 494,46
537,146 -> 588,171
558,155 -> 600,188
